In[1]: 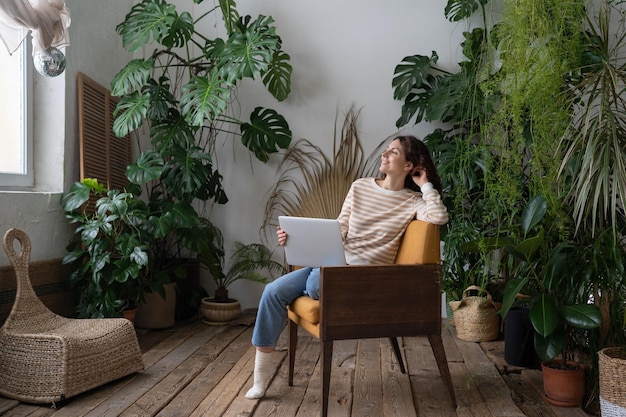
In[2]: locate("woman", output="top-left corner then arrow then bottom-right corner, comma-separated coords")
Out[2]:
246,135 -> 448,399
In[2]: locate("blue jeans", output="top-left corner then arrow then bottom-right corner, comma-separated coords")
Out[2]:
251,267 -> 320,347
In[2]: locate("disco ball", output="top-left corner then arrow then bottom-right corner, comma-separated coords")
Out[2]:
33,47 -> 66,77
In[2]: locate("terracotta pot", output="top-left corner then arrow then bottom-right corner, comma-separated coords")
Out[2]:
541,359 -> 585,407
200,297 -> 241,325
122,307 -> 138,324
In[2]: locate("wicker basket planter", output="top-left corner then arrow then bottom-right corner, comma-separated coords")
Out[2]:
598,347 -> 626,416
449,285 -> 501,342
201,298 -> 241,325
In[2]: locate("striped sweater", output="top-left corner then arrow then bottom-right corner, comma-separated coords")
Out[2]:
337,177 -> 448,265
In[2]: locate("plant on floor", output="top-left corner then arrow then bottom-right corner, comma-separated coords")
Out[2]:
497,195 -> 602,363
61,178 -> 152,318
196,221 -> 285,302
107,0 -> 293,308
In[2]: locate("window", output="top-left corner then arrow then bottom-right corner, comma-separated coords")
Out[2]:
0,41 -> 33,188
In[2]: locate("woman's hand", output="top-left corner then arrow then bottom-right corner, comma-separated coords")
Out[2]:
277,226 -> 287,246
411,167 -> 429,188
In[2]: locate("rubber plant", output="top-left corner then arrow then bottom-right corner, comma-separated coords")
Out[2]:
495,195 -> 602,363
108,0 -> 293,296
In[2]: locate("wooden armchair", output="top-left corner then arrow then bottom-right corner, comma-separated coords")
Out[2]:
286,220 -> 457,417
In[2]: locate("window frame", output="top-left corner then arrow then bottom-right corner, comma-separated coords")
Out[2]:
0,41 -> 34,189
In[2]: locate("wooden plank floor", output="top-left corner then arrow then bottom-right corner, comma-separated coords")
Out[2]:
0,313 -> 593,417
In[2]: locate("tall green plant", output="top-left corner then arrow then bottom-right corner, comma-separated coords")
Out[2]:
108,0 -> 293,279
392,0 -> 499,297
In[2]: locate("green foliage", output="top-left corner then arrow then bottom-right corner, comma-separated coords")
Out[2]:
61,179 -> 151,318
445,0 -> 488,22
97,0 -> 294,307
195,221 -> 285,301
558,4 -> 626,235
394,0 -> 626,363
493,195 -> 602,361
392,3 -> 497,299
112,0 -> 292,164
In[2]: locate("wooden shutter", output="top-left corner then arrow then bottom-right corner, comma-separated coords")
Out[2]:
77,72 -> 131,191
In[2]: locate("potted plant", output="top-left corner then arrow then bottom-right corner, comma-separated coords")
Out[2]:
61,178 -> 152,319
198,222 -> 286,324
107,0 -> 293,325
497,195 -> 602,407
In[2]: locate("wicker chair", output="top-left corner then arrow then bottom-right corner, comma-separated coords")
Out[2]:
0,228 -> 144,404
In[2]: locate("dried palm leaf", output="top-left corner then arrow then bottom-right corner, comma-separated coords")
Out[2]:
261,105 -> 389,242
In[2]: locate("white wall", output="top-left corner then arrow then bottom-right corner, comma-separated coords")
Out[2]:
198,0 -> 472,308
0,0 -> 472,310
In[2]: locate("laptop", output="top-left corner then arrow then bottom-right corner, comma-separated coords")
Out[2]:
278,216 -> 347,267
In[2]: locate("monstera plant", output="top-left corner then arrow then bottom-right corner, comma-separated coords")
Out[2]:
107,0 -> 293,300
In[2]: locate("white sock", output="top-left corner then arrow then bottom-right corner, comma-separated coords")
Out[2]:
245,350 -> 274,399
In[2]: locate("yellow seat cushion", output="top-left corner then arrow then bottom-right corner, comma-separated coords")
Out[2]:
287,295 -> 320,324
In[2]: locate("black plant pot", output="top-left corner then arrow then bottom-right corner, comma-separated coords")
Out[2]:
504,307 -> 538,368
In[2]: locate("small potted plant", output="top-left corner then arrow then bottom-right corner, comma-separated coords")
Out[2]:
197,222 -> 285,324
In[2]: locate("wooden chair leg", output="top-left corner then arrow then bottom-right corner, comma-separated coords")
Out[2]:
389,337 -> 407,373
428,334 -> 457,407
321,340 -> 333,417
288,319 -> 298,386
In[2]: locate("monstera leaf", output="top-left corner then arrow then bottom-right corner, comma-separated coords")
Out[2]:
116,0 -> 193,51
263,50 -> 292,101
110,58 -> 154,97
180,72 -> 231,127
220,15 -> 280,82
240,107 -> 292,163
392,52 -> 447,127
113,92 -> 150,138
444,0 -> 489,22
125,150 -> 164,184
